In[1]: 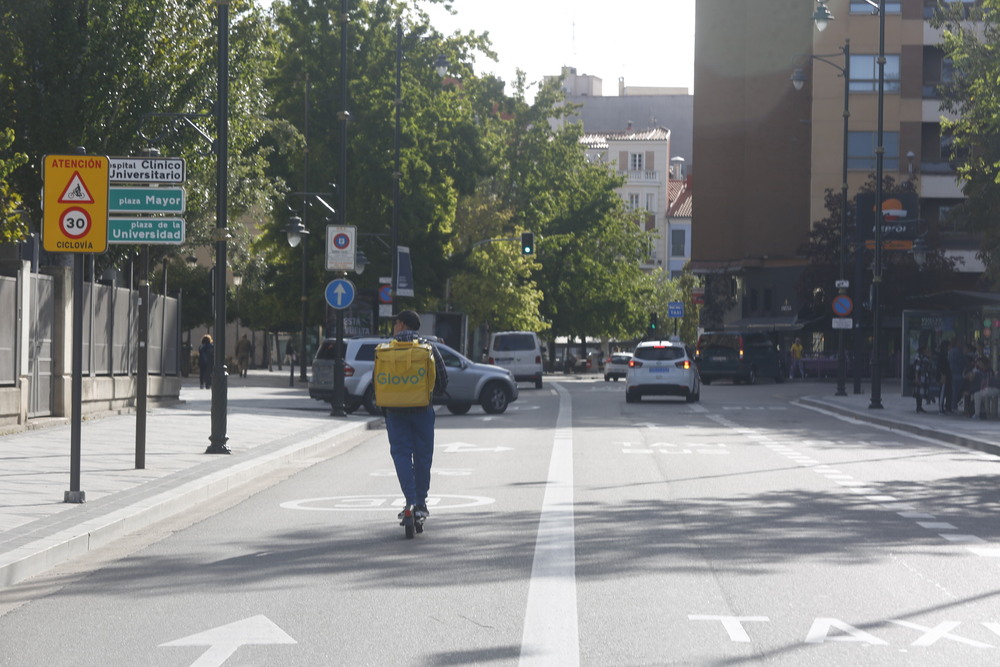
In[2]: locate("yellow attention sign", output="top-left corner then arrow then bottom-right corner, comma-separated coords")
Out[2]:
42,154 -> 110,253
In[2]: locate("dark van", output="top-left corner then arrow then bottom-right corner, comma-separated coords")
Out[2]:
695,331 -> 786,385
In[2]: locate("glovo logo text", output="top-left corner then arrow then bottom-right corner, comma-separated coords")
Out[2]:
377,367 -> 427,386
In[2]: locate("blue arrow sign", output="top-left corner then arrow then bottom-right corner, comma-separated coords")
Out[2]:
325,278 -> 356,310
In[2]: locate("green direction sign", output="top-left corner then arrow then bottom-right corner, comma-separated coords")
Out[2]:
107,217 -> 186,245
109,186 -> 185,214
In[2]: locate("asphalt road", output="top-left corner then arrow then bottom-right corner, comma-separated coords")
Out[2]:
3,379 -> 1000,666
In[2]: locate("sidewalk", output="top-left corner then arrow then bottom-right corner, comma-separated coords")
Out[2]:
1,375 -> 998,591
798,379 -> 1000,458
0,370 -> 376,589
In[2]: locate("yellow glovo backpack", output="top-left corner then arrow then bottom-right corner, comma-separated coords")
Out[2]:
373,339 -> 437,408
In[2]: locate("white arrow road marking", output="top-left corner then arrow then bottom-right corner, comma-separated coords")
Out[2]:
160,615 -> 296,667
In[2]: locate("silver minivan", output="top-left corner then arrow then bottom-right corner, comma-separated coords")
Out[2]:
487,331 -> 544,388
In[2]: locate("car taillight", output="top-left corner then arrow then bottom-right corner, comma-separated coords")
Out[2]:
344,363 -> 355,377
675,359 -> 691,370
535,355 -> 541,364
487,357 -> 495,365
629,359 -> 643,368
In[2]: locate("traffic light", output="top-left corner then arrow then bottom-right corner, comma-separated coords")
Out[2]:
650,312 -> 658,331
521,231 -> 534,255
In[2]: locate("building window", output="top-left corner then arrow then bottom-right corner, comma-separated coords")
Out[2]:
850,1 -> 900,13
628,193 -> 640,210
848,131 -> 900,171
850,54 -> 900,93
646,193 -> 655,212
670,229 -> 686,257
629,153 -> 644,171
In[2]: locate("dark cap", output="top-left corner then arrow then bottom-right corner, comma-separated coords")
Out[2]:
393,309 -> 421,331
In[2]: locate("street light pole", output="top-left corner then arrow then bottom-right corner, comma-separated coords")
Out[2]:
792,35 -> 851,397
869,0 -> 887,410
285,217 -> 309,388
207,0 -> 231,454
331,0 -> 350,418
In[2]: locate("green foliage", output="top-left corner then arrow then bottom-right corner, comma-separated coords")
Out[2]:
0,0 -> 280,275
0,127 -> 28,241
933,0 -> 1000,285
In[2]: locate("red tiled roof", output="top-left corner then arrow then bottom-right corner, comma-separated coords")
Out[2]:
668,179 -> 692,217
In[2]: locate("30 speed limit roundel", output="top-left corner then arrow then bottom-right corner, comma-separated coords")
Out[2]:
60,207 -> 92,238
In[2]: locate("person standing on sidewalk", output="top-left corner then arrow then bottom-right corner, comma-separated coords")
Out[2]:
936,339 -> 953,413
235,334 -> 252,378
384,310 -> 449,524
948,339 -> 967,413
912,346 -> 933,413
198,335 -> 214,389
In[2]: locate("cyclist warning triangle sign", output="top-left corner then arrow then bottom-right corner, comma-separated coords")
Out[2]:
58,171 -> 94,204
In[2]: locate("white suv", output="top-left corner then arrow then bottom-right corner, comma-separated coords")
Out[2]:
625,339 -> 701,403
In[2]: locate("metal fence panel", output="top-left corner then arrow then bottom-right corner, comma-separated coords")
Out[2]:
0,276 -> 15,385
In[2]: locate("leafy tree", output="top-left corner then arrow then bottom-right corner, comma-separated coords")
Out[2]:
0,0 -> 281,274
797,174 -> 960,321
932,1 -> 1000,285
493,76 -> 653,342
0,127 -> 28,241
266,0 -> 493,335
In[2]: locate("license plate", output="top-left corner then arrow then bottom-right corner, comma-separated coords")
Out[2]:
650,367 -> 669,373
711,356 -> 727,362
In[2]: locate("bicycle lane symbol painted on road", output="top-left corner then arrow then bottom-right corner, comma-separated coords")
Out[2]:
279,494 -> 495,511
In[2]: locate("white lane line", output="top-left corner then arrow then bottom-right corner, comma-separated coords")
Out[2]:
917,522 -> 958,530
520,383 -> 579,667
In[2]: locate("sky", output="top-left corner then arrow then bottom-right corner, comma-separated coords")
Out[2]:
422,0 -> 696,98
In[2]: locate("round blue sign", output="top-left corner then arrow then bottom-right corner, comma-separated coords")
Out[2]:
325,278 -> 356,310
831,294 -> 853,316
333,233 -> 351,249
378,285 -> 393,304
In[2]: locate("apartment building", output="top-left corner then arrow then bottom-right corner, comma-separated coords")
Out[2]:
692,0 -> 974,329
581,127 -> 690,273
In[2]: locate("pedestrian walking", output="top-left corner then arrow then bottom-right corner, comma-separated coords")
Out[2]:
789,337 -> 805,379
198,334 -> 214,389
235,334 -> 252,378
911,346 -> 933,413
948,339 -> 967,413
382,310 -> 449,527
936,339 -> 953,413
972,357 -> 999,419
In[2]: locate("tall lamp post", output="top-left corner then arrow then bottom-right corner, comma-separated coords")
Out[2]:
206,0 -> 231,455
792,36 -> 851,397
869,0 -> 887,410
812,0 -> 886,407
390,16 -> 449,310
285,216 -> 310,386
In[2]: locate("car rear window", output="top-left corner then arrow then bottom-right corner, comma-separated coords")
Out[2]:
355,344 -> 378,362
492,334 -> 537,352
634,346 -> 685,361
698,334 -> 741,350
315,341 -> 343,360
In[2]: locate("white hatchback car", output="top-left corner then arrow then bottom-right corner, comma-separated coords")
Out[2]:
625,339 -> 701,403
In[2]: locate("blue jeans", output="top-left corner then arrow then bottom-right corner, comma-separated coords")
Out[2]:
385,406 -> 436,506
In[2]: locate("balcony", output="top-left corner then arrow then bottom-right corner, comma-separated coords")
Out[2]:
623,170 -> 661,184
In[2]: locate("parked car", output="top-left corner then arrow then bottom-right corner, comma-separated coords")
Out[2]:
694,331 -> 786,385
309,337 -> 519,415
487,331 -> 544,388
604,353 -> 632,381
625,339 -> 701,403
